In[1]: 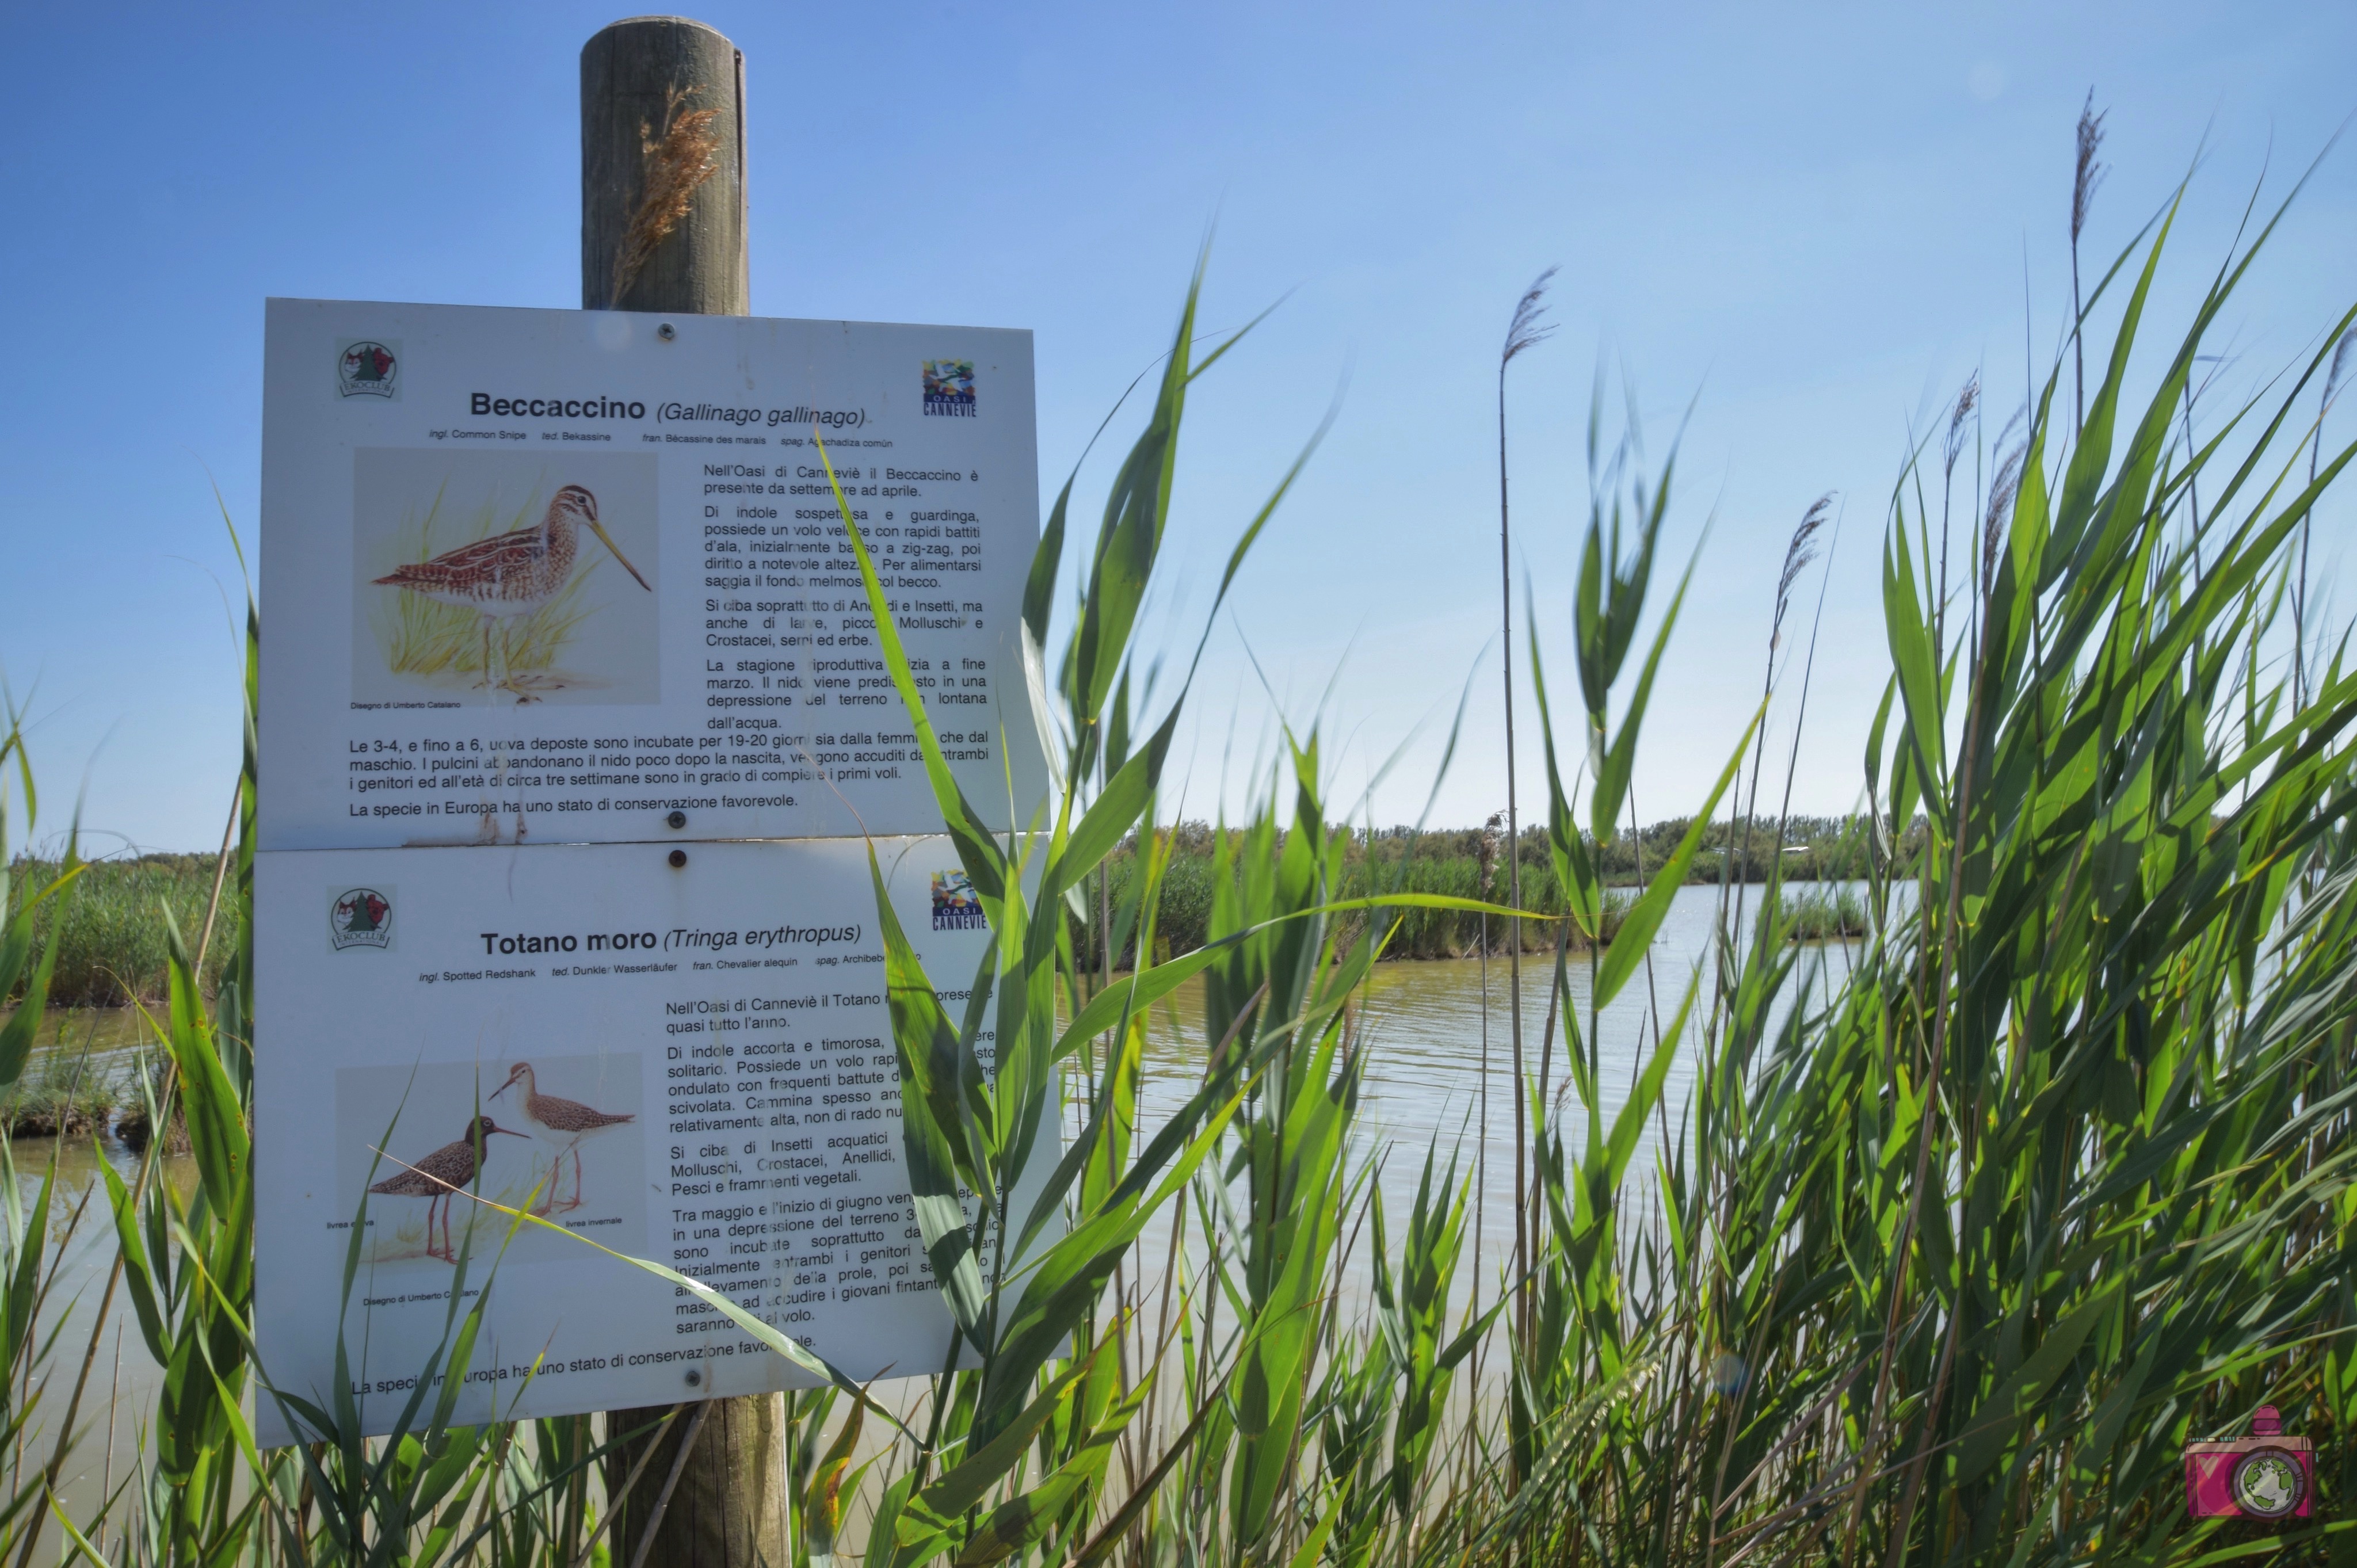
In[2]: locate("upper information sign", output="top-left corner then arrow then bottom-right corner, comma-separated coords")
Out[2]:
259,300 -> 1043,851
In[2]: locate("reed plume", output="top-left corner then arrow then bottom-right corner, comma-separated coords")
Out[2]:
1502,268 -> 1559,367
2071,90 -> 2107,426
1980,440 -> 2026,599
1496,268 -> 1555,1346
1943,372 -> 1978,478
1733,494 -> 1832,938
1772,495 -> 1833,656
612,83 -> 722,306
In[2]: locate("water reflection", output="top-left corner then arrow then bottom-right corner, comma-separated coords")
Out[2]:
0,1008 -> 192,1518
1113,884 -> 1860,1281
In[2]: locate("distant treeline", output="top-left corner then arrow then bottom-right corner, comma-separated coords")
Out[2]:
1380,812 -> 1888,886
1074,814 -> 1892,967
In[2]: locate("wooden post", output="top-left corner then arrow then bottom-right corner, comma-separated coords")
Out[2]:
581,16 -> 749,315
583,18 -> 779,1568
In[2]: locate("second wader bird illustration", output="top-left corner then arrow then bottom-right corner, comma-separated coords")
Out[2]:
372,483 -> 651,701
491,1062 -> 636,1213
367,1115 -> 528,1262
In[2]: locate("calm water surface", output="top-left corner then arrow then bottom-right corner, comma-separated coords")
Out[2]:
1111,883 -> 1859,1291
0,1006 -> 188,1518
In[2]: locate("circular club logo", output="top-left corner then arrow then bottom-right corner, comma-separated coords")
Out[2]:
330,887 -> 394,951
337,339 -> 399,399
2230,1447 -> 2307,1519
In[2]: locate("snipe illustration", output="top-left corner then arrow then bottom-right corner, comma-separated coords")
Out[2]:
373,483 -> 651,701
367,1115 -> 527,1262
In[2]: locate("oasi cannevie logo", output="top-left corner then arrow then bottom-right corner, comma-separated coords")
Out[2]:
922,360 -> 975,417
932,871 -> 985,930
336,338 -> 400,399
329,887 -> 394,951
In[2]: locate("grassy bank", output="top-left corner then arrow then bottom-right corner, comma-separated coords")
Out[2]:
1778,882 -> 1869,940
1085,826 -> 1620,964
0,145 -> 2348,1568
1079,815 -> 1876,963
0,1043 -> 120,1136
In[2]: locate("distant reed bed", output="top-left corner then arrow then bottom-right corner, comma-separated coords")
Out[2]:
3,852 -> 237,1007
1078,815 -> 1874,964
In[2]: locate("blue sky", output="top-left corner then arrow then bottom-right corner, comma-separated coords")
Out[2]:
3,1 -> 2352,854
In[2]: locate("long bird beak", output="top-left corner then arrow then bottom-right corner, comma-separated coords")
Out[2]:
490,1079 -> 512,1101
589,522 -> 654,592
491,1127 -> 529,1138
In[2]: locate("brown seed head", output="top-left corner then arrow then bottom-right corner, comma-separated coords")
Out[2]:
612,84 -> 724,306
1502,268 -> 1561,370
2072,91 -> 2108,246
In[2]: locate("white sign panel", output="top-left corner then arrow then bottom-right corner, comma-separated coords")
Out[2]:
252,837 -> 1008,1444
258,300 -> 1042,852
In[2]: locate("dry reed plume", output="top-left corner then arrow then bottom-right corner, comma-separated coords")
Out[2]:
612,83 -> 722,306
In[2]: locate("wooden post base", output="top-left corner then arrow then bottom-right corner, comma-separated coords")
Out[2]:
605,1398 -> 787,1568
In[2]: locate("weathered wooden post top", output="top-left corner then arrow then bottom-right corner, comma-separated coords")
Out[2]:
581,16 -> 749,316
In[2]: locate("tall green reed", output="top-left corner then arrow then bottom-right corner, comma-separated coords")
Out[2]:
1475,167 -> 2357,1567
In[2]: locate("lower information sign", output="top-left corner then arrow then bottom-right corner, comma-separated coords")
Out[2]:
252,837 -> 1004,1445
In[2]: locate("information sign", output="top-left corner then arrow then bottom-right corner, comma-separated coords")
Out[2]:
258,300 -> 1042,851
252,837 -> 1005,1444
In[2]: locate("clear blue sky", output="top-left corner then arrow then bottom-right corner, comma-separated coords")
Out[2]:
3,1 -> 2352,855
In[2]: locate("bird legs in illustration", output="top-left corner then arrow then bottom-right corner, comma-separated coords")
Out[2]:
524,1149 -> 586,1216
474,617 -> 540,704
541,1148 -> 587,1214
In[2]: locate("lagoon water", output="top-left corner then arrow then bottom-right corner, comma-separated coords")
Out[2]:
9,880 -> 1860,1509
1110,883 -> 1859,1319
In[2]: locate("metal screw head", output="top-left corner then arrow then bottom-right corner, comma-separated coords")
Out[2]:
668,849 -> 688,869
684,1368 -> 701,1387
657,322 -> 677,342
667,810 -> 687,830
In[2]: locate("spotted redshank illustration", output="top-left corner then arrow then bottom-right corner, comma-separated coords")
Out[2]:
367,1115 -> 527,1261
491,1062 -> 636,1212
372,483 -> 651,701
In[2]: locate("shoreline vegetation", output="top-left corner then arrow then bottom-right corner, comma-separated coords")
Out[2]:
0,852 -> 239,1008
8,814 -> 1874,1007
0,123 -> 2349,1568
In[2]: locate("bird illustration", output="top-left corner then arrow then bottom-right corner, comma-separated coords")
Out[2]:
367,1115 -> 528,1262
372,484 -> 651,701
491,1062 -> 636,1213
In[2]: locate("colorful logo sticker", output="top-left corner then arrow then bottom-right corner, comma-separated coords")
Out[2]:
2184,1403 -> 2314,1519
922,360 -> 975,417
330,887 -> 394,950
932,870 -> 985,930
337,339 -> 400,399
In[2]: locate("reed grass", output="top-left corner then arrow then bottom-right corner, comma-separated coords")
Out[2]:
0,131 -> 2345,1568
0,1043 -> 118,1138
1775,883 -> 1867,941
1082,833 -> 1630,964
2,854 -> 237,1008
